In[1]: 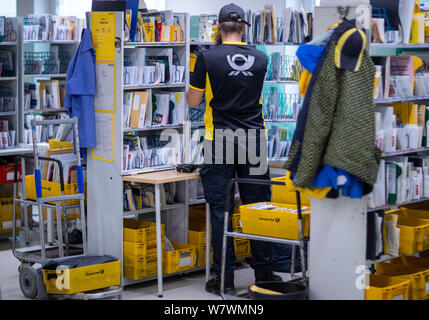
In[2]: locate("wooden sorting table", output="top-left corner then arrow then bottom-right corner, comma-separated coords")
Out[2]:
123,169 -> 210,297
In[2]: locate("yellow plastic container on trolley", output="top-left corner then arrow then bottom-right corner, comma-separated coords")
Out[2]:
240,202 -> 310,240
163,242 -> 197,274
271,177 -> 311,206
123,219 -> 165,243
25,175 -> 87,206
123,255 -> 158,280
365,274 -> 410,300
376,261 -> 429,300
42,260 -> 121,295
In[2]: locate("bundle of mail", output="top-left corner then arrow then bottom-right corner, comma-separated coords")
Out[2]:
373,56 -> 425,100
371,103 -> 429,208
124,48 -> 185,86
266,122 -> 296,160
123,90 -> 185,129
124,182 -> 176,211
262,88 -> 302,121
23,114 -> 71,145
0,50 -> 13,77
127,10 -> 186,43
0,17 -> 18,42
190,4 -> 312,44
123,133 -> 183,173
247,5 -> 311,44
375,105 -> 428,154
369,156 -> 429,208
249,202 -> 310,213
24,80 -> 65,111
265,53 -> 300,82
23,14 -> 81,41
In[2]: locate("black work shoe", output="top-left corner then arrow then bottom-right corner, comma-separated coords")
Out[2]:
255,272 -> 283,284
205,275 -> 236,296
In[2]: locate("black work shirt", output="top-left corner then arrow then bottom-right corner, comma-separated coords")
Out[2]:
190,42 -> 268,140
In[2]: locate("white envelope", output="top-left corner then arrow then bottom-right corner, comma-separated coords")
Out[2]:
405,125 -> 421,149
396,127 -> 408,150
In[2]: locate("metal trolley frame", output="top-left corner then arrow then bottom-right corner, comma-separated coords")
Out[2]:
11,117 -> 121,300
220,178 -> 308,300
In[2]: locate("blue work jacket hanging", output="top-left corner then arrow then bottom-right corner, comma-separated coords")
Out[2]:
64,28 -> 97,154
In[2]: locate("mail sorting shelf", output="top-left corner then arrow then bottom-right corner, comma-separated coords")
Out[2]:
122,169 -> 212,294
220,178 -> 308,300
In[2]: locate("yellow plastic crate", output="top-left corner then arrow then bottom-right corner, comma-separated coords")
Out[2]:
25,175 -> 87,206
240,202 -> 310,240
123,240 -> 165,257
195,245 -> 213,267
365,274 -> 410,300
123,219 -> 165,243
49,139 -> 74,150
41,207 -> 80,222
0,197 -> 20,233
188,226 -> 212,246
163,242 -> 197,274
234,238 -> 251,259
398,218 -> 429,255
401,208 -> 429,220
123,255 -> 158,280
376,261 -> 429,300
389,256 -> 429,299
271,177 -> 311,206
232,213 -> 241,229
42,260 -> 121,295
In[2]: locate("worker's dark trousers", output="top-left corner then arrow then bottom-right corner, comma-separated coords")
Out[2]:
199,135 -> 273,282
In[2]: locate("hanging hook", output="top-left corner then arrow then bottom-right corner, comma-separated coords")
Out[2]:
337,6 -> 350,20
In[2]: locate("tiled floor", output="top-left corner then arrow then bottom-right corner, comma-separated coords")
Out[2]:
0,234 -> 295,300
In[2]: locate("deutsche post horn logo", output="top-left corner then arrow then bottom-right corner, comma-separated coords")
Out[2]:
227,54 -> 255,76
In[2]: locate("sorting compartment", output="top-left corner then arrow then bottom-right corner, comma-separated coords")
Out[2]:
123,240 -> 165,257
240,202 -> 310,240
365,274 -> 410,300
123,254 -> 158,280
163,242 -> 197,274
271,176 -> 311,206
189,228 -> 210,246
123,218 -> 165,243
376,261 -> 429,300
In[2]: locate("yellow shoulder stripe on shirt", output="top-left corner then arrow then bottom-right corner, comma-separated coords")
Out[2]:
223,42 -> 247,45
189,84 -> 205,92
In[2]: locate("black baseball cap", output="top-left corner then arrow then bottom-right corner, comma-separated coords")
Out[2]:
335,27 -> 367,72
219,3 -> 251,26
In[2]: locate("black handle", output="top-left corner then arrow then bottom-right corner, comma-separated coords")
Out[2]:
14,154 -> 66,193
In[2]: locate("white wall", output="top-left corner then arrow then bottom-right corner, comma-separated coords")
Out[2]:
165,0 -> 287,15
0,1 -> 17,16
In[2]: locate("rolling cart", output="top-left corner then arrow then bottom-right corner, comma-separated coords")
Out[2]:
220,178 -> 309,300
12,117 -> 122,300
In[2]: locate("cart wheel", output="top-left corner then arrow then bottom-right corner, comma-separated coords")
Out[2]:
19,265 -> 38,299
